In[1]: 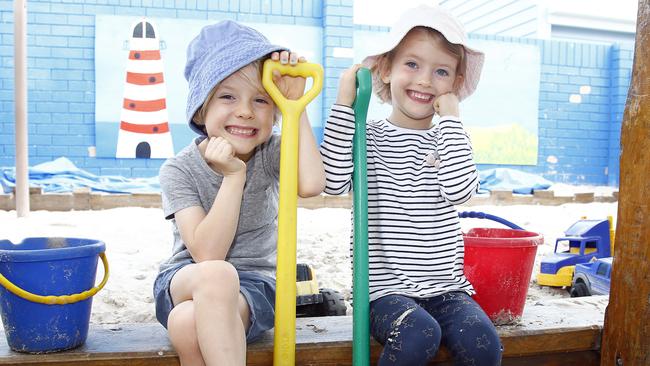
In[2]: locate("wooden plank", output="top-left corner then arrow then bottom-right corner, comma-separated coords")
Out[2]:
0,323 -> 177,365
0,309 -> 602,365
0,194 -> 13,211
0,359 -> 178,366
73,187 -> 91,210
499,326 -> 601,356
601,1 -> 650,364
0,190 -> 620,212
0,297 -> 606,364
573,192 -> 594,203
502,351 -> 600,366
0,323 -> 600,365
31,192 -> 74,211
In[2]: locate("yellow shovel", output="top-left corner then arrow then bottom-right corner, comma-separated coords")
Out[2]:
262,59 -> 323,366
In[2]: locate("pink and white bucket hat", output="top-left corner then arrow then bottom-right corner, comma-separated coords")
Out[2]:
363,5 -> 485,101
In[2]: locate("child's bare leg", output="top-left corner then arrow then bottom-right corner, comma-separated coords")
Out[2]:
168,301 -> 205,366
168,261 -> 250,365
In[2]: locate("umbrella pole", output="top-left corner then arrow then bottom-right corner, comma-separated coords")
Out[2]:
14,0 -> 29,217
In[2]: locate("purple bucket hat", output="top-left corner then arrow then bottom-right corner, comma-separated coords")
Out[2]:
184,20 -> 287,135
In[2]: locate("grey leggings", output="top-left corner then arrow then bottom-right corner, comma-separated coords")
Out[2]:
370,292 -> 502,365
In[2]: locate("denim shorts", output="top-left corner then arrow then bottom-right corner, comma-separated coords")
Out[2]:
153,262 -> 276,343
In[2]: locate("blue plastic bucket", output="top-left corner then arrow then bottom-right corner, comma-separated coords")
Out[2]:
0,237 -> 108,353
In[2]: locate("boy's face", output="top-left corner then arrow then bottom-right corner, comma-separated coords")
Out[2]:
382,29 -> 462,128
201,64 -> 275,161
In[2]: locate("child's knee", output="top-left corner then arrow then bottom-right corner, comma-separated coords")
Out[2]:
395,311 -> 441,351
168,303 -> 199,351
381,307 -> 442,365
193,260 -> 240,301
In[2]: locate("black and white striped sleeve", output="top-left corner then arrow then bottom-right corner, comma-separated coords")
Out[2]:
436,116 -> 479,205
319,104 -> 356,195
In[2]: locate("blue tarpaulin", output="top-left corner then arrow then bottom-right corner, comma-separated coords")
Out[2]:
1,157 -> 160,194
479,168 -> 553,194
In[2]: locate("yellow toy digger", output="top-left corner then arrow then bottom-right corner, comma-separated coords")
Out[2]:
295,263 -> 346,317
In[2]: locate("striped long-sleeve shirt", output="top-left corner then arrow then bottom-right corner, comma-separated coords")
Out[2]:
320,104 -> 480,302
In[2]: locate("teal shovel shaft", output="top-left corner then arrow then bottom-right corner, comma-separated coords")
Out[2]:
352,67 -> 372,366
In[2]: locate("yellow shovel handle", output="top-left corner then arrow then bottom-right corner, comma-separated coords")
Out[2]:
0,252 -> 109,305
262,59 -> 323,366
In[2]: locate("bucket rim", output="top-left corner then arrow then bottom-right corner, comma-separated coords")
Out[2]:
463,229 -> 544,247
0,237 -> 106,263
463,239 -> 543,248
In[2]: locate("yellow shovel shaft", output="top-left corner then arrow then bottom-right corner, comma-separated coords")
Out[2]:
274,112 -> 299,365
262,59 -> 323,366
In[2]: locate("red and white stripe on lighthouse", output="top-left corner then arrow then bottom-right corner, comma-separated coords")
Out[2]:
116,18 -> 174,159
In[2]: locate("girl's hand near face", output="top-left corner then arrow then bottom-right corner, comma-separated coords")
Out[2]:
335,64 -> 362,107
433,93 -> 460,118
270,51 -> 306,100
204,136 -> 246,178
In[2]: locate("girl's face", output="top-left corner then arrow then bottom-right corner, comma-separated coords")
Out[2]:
201,64 -> 276,161
382,29 -> 462,129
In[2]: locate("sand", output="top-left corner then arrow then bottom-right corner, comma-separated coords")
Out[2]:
0,188 -> 617,328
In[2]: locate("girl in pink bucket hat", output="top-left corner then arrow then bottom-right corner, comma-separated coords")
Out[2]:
321,5 -> 502,365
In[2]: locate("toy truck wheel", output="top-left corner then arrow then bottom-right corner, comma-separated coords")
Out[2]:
296,288 -> 347,317
319,288 -> 347,316
297,303 -> 321,317
570,281 -> 591,297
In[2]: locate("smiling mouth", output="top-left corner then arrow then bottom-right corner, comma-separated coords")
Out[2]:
407,90 -> 434,103
226,126 -> 258,137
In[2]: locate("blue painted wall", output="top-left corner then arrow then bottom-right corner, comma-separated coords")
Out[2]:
473,35 -> 633,185
0,0 -> 633,185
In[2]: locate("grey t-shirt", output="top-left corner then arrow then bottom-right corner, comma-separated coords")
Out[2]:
158,135 -> 281,278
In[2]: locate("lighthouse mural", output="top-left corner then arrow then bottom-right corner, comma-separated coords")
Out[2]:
115,18 -> 174,159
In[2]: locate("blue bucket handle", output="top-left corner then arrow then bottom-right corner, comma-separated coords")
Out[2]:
458,211 -> 524,230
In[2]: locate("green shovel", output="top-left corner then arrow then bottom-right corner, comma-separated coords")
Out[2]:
352,67 -> 372,366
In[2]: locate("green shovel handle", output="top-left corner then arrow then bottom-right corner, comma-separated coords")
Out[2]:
352,67 -> 372,366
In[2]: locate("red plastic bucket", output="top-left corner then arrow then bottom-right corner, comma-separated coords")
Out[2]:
463,228 -> 543,325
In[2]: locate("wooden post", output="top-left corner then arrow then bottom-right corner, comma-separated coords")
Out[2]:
601,1 -> 650,364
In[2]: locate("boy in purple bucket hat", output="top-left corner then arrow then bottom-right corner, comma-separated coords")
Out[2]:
321,5 -> 502,365
153,20 -> 325,365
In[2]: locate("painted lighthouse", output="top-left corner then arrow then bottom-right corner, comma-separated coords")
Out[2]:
116,18 -> 174,159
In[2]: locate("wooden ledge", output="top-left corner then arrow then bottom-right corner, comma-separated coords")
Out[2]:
0,189 -> 618,211
0,297 -> 605,365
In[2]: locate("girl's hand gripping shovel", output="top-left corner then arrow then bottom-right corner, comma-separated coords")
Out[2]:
352,67 -> 372,366
262,59 -> 323,366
